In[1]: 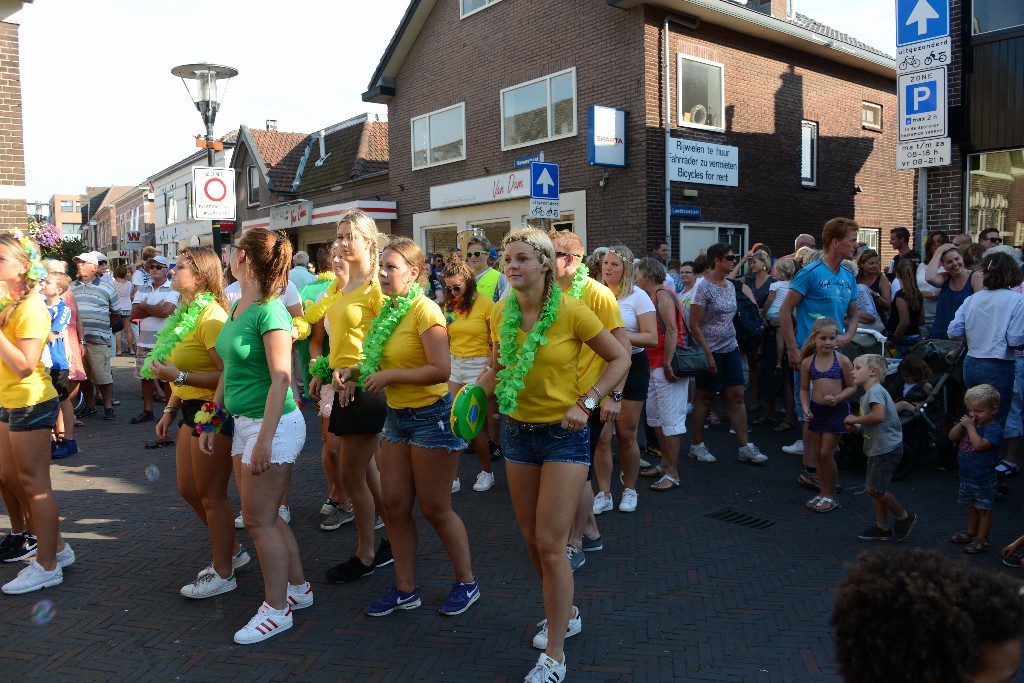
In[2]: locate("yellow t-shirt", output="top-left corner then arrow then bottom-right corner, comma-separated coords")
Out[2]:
327,280 -> 384,370
380,294 -> 448,409
448,295 -> 493,358
168,302 -> 228,402
489,295 -> 604,424
0,295 -> 59,409
572,279 -> 625,395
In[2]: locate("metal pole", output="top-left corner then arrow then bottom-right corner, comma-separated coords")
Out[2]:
206,120 -> 222,258
915,167 -> 928,258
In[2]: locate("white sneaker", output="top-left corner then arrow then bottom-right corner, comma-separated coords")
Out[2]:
2,560 -> 62,595
524,653 -> 567,683
782,439 -> 805,455
287,581 -> 314,610
56,543 -> 75,568
198,547 -> 251,578
738,443 -> 768,464
452,478 -> 461,493
689,443 -> 717,463
532,605 -> 582,649
180,570 -> 236,599
233,601 -> 293,645
592,492 -> 613,515
472,471 -> 495,492
278,506 -> 291,524
618,488 -> 638,513
234,512 -> 244,529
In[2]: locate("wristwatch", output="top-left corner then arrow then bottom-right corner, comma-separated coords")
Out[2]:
579,395 -> 598,412
612,391 -> 623,402
173,371 -> 189,387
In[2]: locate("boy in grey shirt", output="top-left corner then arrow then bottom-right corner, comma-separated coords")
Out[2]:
845,354 -> 918,541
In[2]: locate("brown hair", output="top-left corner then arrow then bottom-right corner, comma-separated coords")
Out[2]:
982,251 -> 1024,290
441,260 -> 477,313
141,245 -> 159,260
180,246 -> 228,311
382,236 -> 427,289
0,233 -> 41,328
895,257 -> 922,313
800,316 -> 840,361
236,228 -> 291,302
822,217 -> 859,251
113,265 -> 129,279
925,230 -> 949,262
898,355 -> 930,384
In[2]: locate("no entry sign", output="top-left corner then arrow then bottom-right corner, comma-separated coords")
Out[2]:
192,167 -> 235,220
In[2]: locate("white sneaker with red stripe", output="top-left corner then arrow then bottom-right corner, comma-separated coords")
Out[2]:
233,602 -> 293,644
286,581 -> 314,610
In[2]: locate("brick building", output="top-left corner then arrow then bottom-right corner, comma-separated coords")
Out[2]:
86,185 -> 131,254
105,183 -> 155,268
0,1 -> 31,229
363,0 -> 913,262
233,114 -> 394,258
48,193 -> 82,238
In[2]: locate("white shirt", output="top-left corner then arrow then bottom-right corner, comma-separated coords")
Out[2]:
132,281 -> 180,348
616,288 -> 656,354
948,288 -> 1024,360
225,280 -> 301,308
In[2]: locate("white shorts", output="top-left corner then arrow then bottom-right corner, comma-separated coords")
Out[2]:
645,368 -> 689,437
449,355 -> 489,385
232,409 -> 305,466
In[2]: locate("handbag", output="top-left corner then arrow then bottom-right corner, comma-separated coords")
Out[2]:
654,288 -> 708,377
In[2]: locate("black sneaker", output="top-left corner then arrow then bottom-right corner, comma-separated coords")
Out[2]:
489,442 -> 503,461
893,511 -> 918,541
79,407 -> 98,418
325,556 -> 375,584
2,533 -> 37,562
857,525 -> 893,541
374,538 -> 394,568
0,532 -> 20,559
103,408 -> 116,421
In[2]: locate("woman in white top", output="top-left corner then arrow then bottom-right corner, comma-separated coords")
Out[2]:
592,246 -> 657,514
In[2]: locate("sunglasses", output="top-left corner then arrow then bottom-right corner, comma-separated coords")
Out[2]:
466,250 -> 488,257
445,284 -> 464,293
983,236 -> 1003,243
723,254 -> 739,261
148,264 -> 167,270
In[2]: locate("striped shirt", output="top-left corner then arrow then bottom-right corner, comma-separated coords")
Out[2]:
70,277 -> 118,344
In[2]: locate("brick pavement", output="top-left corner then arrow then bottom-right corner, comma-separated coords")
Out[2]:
2,360 -> 1024,682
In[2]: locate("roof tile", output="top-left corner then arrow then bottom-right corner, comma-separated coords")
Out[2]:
248,129 -> 309,192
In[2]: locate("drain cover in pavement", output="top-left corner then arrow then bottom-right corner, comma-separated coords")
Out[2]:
704,506 -> 775,530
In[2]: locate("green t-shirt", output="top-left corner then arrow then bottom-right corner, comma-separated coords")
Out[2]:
217,298 -> 297,418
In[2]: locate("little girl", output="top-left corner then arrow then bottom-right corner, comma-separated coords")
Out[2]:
0,231 -> 73,594
800,317 -> 856,513
762,258 -> 795,376
892,356 -> 933,416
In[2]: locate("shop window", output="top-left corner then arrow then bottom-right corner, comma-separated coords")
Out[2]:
858,228 -> 880,251
968,148 -> 1024,245
972,0 -> 1024,34
501,68 -> 576,150
461,0 -> 503,18
412,104 -> 466,170
677,55 -> 724,132
247,165 -> 260,206
862,102 -> 883,131
423,226 -> 459,262
464,221 -> 512,255
801,120 -> 818,187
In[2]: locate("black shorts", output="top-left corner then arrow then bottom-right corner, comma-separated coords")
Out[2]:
178,398 -> 235,438
0,397 -> 60,432
622,352 -> 650,401
328,387 -> 387,436
49,368 -> 70,402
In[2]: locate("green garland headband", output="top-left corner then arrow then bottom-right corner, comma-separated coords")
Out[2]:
495,283 -> 562,414
567,263 -> 589,300
358,283 -> 422,389
140,292 -> 216,379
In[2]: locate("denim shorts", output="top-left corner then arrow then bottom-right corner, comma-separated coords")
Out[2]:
0,397 -> 60,432
695,347 -> 745,392
502,419 -> 590,467
963,356 -> 1014,428
958,476 -> 997,511
381,393 -> 466,452
865,446 -> 903,494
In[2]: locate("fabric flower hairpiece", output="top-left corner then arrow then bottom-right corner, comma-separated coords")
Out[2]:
8,229 -> 46,281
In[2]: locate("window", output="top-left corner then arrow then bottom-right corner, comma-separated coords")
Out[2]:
801,120 -> 818,187
501,68 -> 576,150
247,165 -> 260,206
862,102 -> 883,131
411,104 -> 466,170
677,55 -> 724,132
461,0 -> 503,18
968,148 -> 1024,244
60,200 -> 73,212
858,228 -> 880,251
972,0 -> 1024,34
74,201 -> 81,213
184,182 -> 193,220
164,192 -> 177,225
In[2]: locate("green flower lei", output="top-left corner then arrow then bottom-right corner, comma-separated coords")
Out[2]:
358,283 -> 422,389
140,292 -> 216,379
309,355 -> 333,382
567,263 -> 589,299
495,283 -> 563,414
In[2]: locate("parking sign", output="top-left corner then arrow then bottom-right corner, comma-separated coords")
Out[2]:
898,68 -> 946,141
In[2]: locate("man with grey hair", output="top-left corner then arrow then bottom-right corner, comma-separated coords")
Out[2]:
289,249 -> 316,288
783,234 -> 816,260
952,233 -> 972,251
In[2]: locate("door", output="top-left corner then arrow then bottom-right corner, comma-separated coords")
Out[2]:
677,222 -> 748,261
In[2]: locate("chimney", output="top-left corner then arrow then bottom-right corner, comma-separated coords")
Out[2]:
266,119 -> 278,131
771,0 -> 789,20
318,130 -> 327,159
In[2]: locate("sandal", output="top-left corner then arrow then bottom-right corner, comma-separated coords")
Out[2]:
813,496 -> 841,513
650,475 -> 680,491
640,465 -> 665,478
751,415 -> 775,426
130,411 -> 154,425
772,421 -> 795,432
996,460 -> 1020,478
1002,552 -> 1024,568
963,538 -> 989,554
950,531 -> 975,544
805,495 -> 823,510
707,413 -> 722,426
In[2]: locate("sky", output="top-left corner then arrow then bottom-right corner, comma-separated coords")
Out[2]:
15,0 -> 897,203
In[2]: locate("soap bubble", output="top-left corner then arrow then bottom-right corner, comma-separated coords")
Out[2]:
31,600 -> 55,625
145,464 -> 160,482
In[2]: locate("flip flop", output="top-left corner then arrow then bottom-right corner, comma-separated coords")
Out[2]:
950,531 -> 975,544
963,538 -> 989,554
650,475 -> 680,491
813,496 -> 841,513
144,439 -> 175,449
639,465 -> 665,478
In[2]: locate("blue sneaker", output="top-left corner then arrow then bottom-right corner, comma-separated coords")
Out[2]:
365,586 -> 421,617
439,577 -> 480,616
582,535 -> 603,552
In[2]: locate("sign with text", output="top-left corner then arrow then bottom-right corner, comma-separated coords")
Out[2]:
670,205 -> 702,218
897,36 -> 950,74
192,167 -> 235,220
897,137 -> 951,169
529,162 -> 560,219
430,170 -> 530,210
270,201 -> 312,230
513,151 -> 544,170
666,138 -> 739,187
587,106 -> 627,167
898,68 -> 947,141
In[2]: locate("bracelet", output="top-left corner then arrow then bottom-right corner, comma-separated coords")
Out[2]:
163,406 -> 178,414
194,402 -> 230,434
309,355 -> 333,382
590,385 -> 603,402
576,400 -> 592,417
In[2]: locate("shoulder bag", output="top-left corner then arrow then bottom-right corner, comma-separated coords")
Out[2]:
654,287 -> 708,377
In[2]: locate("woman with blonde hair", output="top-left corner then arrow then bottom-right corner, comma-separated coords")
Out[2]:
477,227 -> 629,682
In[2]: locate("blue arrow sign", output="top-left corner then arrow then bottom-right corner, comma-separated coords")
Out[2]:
896,0 -> 949,46
530,162 -> 559,200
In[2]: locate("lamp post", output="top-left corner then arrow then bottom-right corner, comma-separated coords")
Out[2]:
171,62 -> 238,257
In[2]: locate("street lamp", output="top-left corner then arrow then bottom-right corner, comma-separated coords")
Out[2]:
171,62 -> 238,256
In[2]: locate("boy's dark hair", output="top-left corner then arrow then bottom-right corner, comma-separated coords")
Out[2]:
890,226 -> 911,243
832,548 -> 1024,683
898,355 -> 931,384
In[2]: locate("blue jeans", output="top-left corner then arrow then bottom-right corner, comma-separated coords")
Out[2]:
963,356 -> 1015,428
502,420 -> 590,467
381,393 -> 466,452
1004,357 -> 1024,439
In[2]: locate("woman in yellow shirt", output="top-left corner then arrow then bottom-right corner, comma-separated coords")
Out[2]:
442,260 -> 495,492
477,227 -> 629,683
338,237 -> 476,618
148,246 -> 249,600
0,231 -> 72,595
